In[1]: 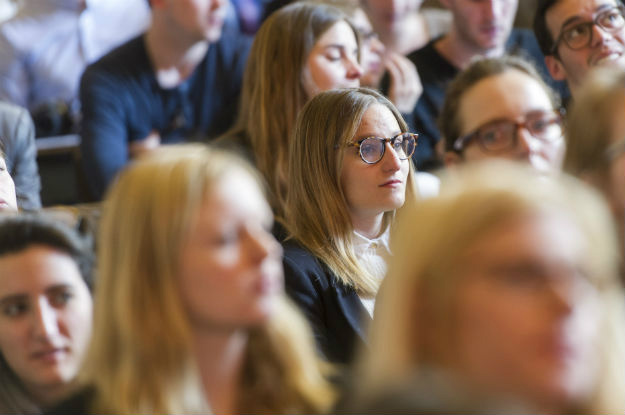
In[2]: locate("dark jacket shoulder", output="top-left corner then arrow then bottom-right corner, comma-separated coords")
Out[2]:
45,387 -> 96,414
282,239 -> 369,366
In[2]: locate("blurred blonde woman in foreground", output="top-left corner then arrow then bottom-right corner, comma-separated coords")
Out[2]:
51,144 -> 334,414
355,161 -> 625,414
564,66 -> 625,273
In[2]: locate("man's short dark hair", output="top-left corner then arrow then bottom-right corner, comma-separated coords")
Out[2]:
533,0 -> 560,56
0,214 -> 95,290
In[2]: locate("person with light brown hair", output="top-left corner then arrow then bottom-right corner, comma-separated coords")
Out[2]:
50,144 -> 335,414
564,66 -> 625,270
439,55 -> 564,172
355,161 -> 625,414
217,1 -> 362,219
283,87 -> 419,365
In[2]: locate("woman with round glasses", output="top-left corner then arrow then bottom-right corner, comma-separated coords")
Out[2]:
440,55 -> 565,172
217,1 -> 362,220
564,66 -> 625,277
282,87 -> 418,365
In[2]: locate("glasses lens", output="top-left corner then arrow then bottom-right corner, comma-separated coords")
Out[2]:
478,122 -> 515,151
598,7 -> 625,30
563,23 -> 592,49
397,133 -> 416,159
527,116 -> 562,142
360,137 -> 384,163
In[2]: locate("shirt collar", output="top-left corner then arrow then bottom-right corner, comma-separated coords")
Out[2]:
352,226 -> 391,256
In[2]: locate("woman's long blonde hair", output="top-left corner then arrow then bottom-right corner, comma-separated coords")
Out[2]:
285,87 -> 418,296
357,161 -> 625,413
564,66 -> 625,193
226,1 -> 358,218
81,144 -> 335,413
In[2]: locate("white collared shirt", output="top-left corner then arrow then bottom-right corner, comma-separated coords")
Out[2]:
353,226 -> 391,318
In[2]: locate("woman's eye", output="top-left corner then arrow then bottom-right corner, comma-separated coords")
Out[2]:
564,24 -> 589,41
360,142 -> 379,157
50,291 -> 73,307
3,301 -> 27,317
481,129 -> 501,144
214,230 -> 239,246
529,119 -> 549,133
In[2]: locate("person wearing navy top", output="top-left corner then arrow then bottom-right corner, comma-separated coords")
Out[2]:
79,0 -> 250,199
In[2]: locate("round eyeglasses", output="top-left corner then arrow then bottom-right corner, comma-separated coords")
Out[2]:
346,132 -> 418,164
453,111 -> 563,153
551,5 -> 625,54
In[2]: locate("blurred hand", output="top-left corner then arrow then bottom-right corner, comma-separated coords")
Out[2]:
128,130 -> 161,159
385,52 -> 422,113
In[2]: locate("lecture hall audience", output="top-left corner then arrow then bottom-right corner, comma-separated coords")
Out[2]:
406,0 -> 566,170
0,1 -> 621,414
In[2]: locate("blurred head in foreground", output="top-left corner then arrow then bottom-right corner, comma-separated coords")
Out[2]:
564,66 -> 625,261
81,144 -> 333,413
359,161 -> 625,414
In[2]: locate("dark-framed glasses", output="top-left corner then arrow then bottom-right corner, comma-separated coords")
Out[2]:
551,5 -> 625,54
606,137 -> 625,161
453,111 -> 563,153
346,132 -> 418,164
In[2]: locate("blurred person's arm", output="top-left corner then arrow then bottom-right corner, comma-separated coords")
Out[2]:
0,103 -> 41,209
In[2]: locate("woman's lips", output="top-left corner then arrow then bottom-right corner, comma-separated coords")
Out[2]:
380,179 -> 402,188
31,347 -> 68,363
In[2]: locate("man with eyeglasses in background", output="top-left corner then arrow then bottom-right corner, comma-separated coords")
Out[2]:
534,0 -> 625,97
439,56 -> 565,172
403,0 -> 568,172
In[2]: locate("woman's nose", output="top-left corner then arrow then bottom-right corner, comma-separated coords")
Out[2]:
32,298 -> 60,339
346,55 -> 363,80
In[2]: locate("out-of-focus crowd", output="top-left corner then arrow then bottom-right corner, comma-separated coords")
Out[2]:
0,0 -> 623,413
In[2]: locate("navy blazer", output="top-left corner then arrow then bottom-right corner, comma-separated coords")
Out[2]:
283,240 -> 370,365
